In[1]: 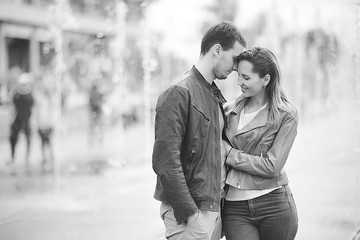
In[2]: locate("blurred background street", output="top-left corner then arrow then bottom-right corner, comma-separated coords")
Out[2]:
0,0 -> 360,239
0,103 -> 359,240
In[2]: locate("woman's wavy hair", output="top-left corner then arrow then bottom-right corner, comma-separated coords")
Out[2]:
236,47 -> 294,125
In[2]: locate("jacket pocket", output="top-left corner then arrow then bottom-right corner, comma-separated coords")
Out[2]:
186,149 -> 198,178
192,103 -> 210,138
192,103 -> 210,121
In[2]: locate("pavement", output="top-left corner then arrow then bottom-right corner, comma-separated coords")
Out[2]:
0,103 -> 359,240
287,105 -> 360,240
0,104 -> 163,240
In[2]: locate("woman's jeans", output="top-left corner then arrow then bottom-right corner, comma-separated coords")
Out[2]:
223,184 -> 298,240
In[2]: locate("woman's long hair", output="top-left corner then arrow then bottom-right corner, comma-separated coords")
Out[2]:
237,47 -> 295,125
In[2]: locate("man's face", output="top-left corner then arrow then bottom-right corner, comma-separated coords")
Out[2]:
214,41 -> 244,80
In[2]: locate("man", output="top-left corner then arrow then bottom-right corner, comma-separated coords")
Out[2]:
8,73 -> 34,175
152,21 -> 247,240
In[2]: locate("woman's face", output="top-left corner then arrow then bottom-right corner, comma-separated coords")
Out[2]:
237,60 -> 267,97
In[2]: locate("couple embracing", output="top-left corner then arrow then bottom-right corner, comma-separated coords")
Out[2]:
152,21 -> 298,240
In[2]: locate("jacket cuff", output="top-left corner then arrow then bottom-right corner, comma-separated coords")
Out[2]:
174,204 -> 198,225
226,148 -> 245,166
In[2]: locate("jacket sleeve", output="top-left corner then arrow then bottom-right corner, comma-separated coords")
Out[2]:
226,113 -> 298,178
152,85 -> 198,224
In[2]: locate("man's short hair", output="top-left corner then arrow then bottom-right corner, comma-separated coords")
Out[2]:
200,21 -> 247,56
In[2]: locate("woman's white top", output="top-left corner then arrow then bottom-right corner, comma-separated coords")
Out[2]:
226,103 -> 281,201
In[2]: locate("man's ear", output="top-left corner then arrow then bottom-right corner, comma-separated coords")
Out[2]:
212,44 -> 222,56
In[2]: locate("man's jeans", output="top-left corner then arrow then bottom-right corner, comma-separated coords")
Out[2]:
223,185 -> 298,240
160,202 -> 222,240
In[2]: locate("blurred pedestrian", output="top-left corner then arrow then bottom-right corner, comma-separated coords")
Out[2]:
60,72 -> 74,114
222,47 -> 298,240
152,21 -> 247,240
8,72 -> 34,175
34,73 -> 57,174
88,81 -> 105,146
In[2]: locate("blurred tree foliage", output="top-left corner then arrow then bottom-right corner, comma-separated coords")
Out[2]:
38,0 -> 357,122
305,29 -> 339,101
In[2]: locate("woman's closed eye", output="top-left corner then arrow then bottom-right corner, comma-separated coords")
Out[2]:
241,74 -> 250,80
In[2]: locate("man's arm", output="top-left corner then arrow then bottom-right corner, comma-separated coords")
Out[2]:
152,85 -> 198,224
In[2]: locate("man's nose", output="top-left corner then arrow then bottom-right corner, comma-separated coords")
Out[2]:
232,63 -> 238,72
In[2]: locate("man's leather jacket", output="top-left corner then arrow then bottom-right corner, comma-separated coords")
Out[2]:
152,66 -> 226,224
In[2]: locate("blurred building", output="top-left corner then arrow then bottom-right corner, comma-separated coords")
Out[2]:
0,0 -> 152,139
0,0 -> 119,105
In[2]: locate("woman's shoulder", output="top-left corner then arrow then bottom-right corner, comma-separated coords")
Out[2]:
280,102 -> 298,120
224,95 -> 246,114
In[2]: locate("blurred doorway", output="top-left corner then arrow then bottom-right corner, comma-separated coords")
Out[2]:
6,37 -> 30,72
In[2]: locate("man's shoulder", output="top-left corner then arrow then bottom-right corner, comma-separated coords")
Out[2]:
157,69 -> 203,102
161,71 -> 198,94
170,70 -> 195,87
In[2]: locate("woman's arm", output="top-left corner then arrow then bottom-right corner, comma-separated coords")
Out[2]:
225,113 -> 298,178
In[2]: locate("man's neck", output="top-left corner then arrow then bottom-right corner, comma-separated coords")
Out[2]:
195,58 -> 215,84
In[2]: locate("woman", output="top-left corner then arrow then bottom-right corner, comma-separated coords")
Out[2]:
222,47 -> 298,240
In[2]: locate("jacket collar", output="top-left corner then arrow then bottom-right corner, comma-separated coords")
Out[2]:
190,66 -> 227,105
229,96 -> 269,135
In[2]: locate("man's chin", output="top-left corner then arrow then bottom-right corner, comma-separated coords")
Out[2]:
216,75 -> 228,80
